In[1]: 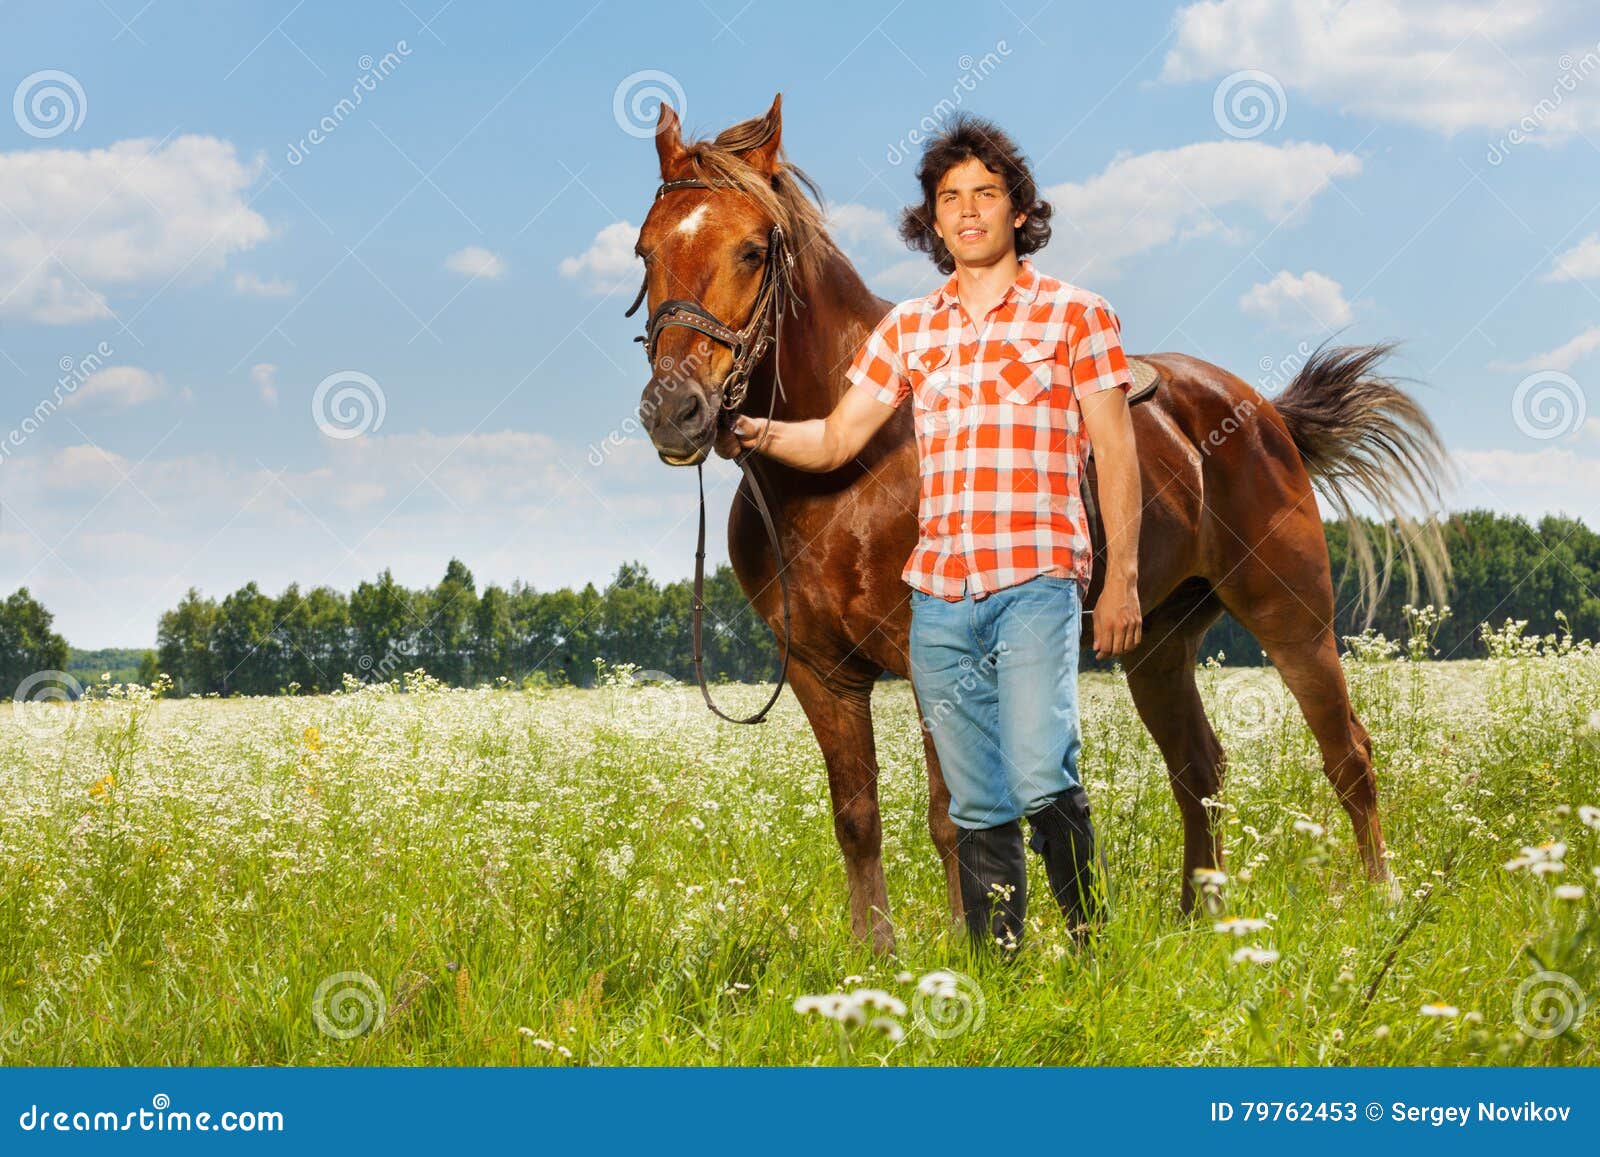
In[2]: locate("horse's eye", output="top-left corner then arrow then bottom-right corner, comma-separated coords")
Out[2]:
740,247 -> 765,267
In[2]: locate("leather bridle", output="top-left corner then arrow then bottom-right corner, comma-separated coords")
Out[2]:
625,176 -> 803,724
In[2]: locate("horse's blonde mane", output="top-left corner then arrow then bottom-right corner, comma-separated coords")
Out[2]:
677,113 -> 842,289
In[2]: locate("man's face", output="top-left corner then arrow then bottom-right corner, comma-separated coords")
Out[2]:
931,156 -> 1027,269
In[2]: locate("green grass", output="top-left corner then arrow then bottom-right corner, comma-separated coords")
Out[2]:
2,628 -> 1597,1066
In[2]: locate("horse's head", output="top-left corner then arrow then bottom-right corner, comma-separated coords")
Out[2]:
630,94 -> 820,466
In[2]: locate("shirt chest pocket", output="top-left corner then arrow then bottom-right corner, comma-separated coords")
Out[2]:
908,343 -> 955,394
909,344 -> 959,438
994,339 -> 1055,406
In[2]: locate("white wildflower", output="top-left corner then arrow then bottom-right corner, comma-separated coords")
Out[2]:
1231,946 -> 1279,965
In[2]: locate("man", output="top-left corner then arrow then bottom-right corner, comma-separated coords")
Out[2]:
727,113 -> 1143,953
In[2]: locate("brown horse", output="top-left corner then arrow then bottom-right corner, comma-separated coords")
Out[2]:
632,95 -> 1450,954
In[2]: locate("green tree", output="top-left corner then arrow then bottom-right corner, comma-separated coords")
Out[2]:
0,587 -> 70,698
350,569 -> 418,683
472,584 -> 514,683
156,588 -> 220,696
420,559 -> 476,685
214,582 -> 277,695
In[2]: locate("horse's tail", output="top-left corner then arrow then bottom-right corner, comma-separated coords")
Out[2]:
1272,340 -> 1454,628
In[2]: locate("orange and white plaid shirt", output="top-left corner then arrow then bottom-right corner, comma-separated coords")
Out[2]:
846,257 -> 1133,600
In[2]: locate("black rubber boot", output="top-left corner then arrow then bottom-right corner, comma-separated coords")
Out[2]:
955,819 -> 1028,955
1027,785 -> 1108,936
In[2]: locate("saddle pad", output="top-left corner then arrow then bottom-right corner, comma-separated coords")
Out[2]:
1127,357 -> 1161,406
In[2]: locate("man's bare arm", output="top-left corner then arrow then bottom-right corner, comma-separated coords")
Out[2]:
1079,387 -> 1143,658
724,384 -> 899,471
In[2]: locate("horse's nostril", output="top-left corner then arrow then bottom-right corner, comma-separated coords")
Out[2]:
673,391 -> 704,427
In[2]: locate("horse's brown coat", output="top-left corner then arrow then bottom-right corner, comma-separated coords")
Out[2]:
635,96 -> 1448,952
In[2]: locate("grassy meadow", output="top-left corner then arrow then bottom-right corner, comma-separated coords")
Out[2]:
2,615 -> 1597,1066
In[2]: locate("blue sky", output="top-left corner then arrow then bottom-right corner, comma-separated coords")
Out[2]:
3,0 -> 1599,646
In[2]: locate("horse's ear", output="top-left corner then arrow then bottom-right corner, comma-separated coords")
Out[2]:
655,102 -> 687,176
738,92 -> 783,178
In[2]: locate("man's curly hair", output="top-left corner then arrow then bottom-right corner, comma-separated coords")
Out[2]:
899,112 -> 1052,274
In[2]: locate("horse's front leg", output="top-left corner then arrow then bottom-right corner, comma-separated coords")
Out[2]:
911,687 -> 964,932
786,658 -> 894,955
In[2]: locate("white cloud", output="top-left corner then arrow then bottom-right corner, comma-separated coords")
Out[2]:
48,444 -> 131,489
1240,269 -> 1354,329
559,221 -> 641,294
250,362 -> 279,406
233,272 -> 296,297
1546,233 -> 1600,282
1451,445 -> 1600,521
1,428 -> 742,646
827,203 -> 900,251
1162,0 -> 1599,139
0,135 -> 271,324
62,366 -> 167,410
1495,324 -> 1600,372
1043,140 -> 1362,277
869,258 -> 944,299
444,245 -> 507,280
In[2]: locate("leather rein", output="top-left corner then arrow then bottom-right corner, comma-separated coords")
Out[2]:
624,176 -> 803,724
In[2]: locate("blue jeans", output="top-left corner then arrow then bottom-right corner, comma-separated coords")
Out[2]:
909,574 -> 1083,829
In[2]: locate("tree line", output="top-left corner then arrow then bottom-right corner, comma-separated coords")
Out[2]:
3,508 -> 1597,698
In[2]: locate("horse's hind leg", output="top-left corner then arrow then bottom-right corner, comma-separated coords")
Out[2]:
1217,573 -> 1392,888
908,694 -> 964,930
785,656 -> 895,954
1120,579 -> 1229,913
